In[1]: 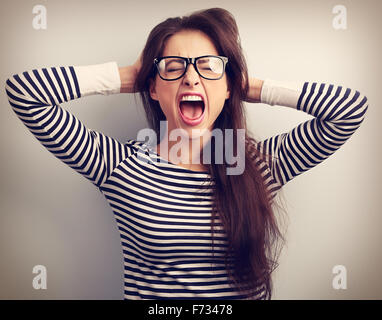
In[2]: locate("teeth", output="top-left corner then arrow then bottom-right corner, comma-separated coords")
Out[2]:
180,95 -> 203,102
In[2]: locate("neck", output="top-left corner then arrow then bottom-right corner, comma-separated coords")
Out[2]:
155,125 -> 212,171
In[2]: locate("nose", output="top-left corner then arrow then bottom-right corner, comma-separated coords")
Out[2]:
182,63 -> 200,86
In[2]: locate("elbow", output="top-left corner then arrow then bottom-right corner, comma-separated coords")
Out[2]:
5,75 -> 19,98
5,77 -> 16,107
357,92 -> 369,124
5,75 -> 29,113
340,90 -> 369,129
5,75 -> 26,114
5,77 -> 13,95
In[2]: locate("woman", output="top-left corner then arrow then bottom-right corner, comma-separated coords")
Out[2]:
5,8 -> 368,299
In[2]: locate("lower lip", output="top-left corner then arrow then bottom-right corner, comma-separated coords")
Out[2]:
178,103 -> 205,126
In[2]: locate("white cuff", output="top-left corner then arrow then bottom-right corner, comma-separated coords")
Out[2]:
260,79 -> 304,108
74,61 -> 121,97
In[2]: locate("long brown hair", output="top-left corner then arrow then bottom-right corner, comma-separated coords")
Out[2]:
134,7 -> 285,299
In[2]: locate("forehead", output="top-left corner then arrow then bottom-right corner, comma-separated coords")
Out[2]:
162,30 -> 219,57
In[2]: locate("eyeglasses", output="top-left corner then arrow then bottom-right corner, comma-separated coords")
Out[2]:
153,55 -> 228,81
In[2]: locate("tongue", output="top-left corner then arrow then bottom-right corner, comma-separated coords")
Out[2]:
180,101 -> 204,119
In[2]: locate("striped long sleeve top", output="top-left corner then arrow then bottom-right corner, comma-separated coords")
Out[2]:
5,62 -> 368,300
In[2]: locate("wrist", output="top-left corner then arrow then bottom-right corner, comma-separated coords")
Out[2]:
75,62 -> 121,97
260,79 -> 303,107
246,78 -> 263,103
119,65 -> 138,93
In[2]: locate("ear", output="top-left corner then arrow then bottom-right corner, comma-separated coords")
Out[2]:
225,78 -> 231,100
149,79 -> 159,101
225,89 -> 230,100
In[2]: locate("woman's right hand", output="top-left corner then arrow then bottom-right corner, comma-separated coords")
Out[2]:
119,52 -> 143,93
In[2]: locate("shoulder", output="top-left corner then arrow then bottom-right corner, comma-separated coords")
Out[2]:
125,139 -> 144,149
123,139 -> 154,159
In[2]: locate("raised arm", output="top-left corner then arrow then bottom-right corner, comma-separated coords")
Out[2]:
250,79 -> 368,187
5,61 -> 140,187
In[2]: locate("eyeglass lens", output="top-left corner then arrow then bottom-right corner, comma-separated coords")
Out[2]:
158,57 -> 224,80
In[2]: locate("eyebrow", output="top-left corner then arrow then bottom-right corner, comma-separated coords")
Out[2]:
163,55 -> 217,59
166,58 -> 185,62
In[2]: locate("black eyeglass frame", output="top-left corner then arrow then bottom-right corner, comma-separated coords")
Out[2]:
153,55 -> 229,81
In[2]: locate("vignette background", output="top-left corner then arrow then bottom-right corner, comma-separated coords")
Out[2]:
0,0 -> 380,299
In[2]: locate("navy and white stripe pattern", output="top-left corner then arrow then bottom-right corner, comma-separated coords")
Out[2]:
256,82 -> 368,186
5,64 -> 368,299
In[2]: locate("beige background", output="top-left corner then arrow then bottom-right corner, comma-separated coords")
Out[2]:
0,0 -> 380,299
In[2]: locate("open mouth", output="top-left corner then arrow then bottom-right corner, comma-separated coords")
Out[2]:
178,95 -> 206,126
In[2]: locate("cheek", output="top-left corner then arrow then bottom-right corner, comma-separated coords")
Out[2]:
213,100 -> 225,119
208,85 -> 228,115
156,85 -> 177,114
